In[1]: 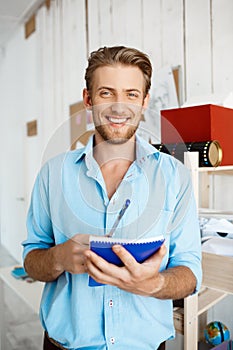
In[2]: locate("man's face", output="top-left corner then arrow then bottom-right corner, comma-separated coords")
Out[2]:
84,64 -> 149,144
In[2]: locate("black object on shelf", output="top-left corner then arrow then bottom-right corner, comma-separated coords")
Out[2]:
153,140 -> 222,167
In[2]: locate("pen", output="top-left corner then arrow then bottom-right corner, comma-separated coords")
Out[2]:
106,199 -> 131,237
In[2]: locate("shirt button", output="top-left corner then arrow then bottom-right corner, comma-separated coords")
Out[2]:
110,337 -> 115,344
109,299 -> 113,307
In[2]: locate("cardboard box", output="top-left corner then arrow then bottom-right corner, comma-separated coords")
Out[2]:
161,104 -> 233,165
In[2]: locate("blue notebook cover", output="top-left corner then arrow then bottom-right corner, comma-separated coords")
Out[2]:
89,235 -> 165,287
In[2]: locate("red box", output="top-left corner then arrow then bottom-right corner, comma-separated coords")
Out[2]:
161,104 -> 233,166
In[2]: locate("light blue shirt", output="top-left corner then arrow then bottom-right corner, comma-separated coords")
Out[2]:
22,135 -> 202,350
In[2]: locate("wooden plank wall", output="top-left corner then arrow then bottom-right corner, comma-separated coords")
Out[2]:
87,0 -> 233,105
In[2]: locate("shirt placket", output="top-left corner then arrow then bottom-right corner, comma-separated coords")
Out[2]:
105,194 -> 119,235
104,286 -> 120,348
103,196 -> 124,348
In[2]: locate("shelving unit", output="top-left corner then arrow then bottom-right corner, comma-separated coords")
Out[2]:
198,165 -> 233,209
172,153 -> 233,350
198,165 -> 233,172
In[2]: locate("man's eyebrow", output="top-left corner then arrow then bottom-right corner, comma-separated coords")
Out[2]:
97,86 -> 115,91
125,88 -> 142,94
97,86 -> 142,93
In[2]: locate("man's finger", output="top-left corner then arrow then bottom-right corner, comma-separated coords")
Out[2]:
85,249 -> 120,276
84,250 -> 124,286
112,245 -> 137,269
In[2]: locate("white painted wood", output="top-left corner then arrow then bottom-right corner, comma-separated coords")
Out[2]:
182,152 -> 199,349
36,0 -> 87,165
161,0 -> 183,68
111,0 -> 142,48
142,0 -> 185,99
142,0 -> 162,69
184,295 -> 198,350
87,0 -> 101,53
198,166 -> 233,210
184,152 -> 199,205
213,175 -> 233,210
62,0 -> 87,102
212,0 -> 233,95
97,0 -> 118,48
0,28 -> 29,262
88,0 -> 143,52
184,0 -> 212,101
198,165 -> 233,173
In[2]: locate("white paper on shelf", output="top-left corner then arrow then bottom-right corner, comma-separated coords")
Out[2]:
202,237 -> 233,256
204,218 -> 233,234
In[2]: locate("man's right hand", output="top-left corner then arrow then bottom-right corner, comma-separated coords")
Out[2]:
24,234 -> 90,282
55,234 -> 90,274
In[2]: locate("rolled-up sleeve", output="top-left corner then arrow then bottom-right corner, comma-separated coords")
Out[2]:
167,163 -> 202,293
22,163 -> 54,260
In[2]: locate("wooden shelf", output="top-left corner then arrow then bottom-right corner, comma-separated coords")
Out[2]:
202,252 -> 233,294
173,287 -> 228,336
198,165 -> 233,174
173,154 -> 233,350
197,287 -> 227,316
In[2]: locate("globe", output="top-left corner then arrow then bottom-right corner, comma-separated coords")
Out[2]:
204,321 -> 230,346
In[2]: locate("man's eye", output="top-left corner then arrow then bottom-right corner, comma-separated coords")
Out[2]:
128,92 -> 139,99
100,91 -> 111,97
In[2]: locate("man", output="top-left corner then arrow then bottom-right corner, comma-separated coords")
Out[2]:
23,46 -> 202,350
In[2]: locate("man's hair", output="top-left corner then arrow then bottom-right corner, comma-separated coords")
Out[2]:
85,46 -> 152,97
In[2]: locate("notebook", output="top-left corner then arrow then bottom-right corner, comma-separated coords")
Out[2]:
89,235 -> 165,287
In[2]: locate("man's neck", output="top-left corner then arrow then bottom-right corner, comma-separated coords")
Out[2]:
93,132 -> 136,168
93,132 -> 136,199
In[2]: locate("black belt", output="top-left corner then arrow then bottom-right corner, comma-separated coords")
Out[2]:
44,332 -> 67,350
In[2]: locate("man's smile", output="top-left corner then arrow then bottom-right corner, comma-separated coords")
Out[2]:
105,115 -> 130,125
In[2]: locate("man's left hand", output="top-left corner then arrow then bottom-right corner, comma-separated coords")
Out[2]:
84,244 -> 167,296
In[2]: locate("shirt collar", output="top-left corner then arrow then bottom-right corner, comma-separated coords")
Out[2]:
135,134 -> 159,163
74,133 -> 159,165
74,136 -> 94,163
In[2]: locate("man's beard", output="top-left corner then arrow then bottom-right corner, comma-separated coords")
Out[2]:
95,123 -> 138,144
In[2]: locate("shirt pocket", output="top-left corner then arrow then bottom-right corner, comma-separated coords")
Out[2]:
139,208 -> 173,271
140,208 -> 174,237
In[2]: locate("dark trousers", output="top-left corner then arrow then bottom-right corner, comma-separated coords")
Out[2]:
43,333 -> 60,349
43,333 -> 166,350
158,342 -> 166,350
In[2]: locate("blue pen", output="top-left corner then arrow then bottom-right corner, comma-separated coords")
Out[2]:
106,199 -> 131,237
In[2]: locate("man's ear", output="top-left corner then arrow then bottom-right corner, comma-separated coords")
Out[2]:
142,93 -> 150,109
83,88 -> 92,110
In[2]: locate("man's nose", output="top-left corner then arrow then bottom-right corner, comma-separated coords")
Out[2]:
111,101 -> 127,114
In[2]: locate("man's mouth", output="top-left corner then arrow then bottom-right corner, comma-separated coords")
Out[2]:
106,116 -> 129,124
